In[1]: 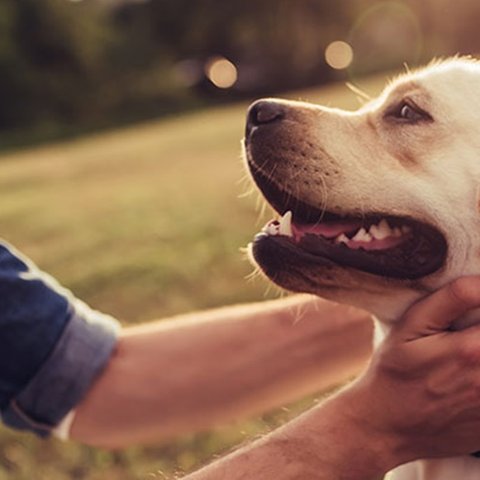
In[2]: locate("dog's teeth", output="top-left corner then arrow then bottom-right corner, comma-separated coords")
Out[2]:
352,228 -> 372,242
369,225 -> 383,240
263,223 -> 280,236
335,233 -> 349,244
368,220 -> 410,240
363,233 -> 373,242
370,219 -> 393,239
369,225 -> 379,239
379,219 -> 393,233
278,211 -> 293,237
352,228 -> 365,241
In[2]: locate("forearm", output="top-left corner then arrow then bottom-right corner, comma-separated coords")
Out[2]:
184,387 -> 398,480
71,295 -> 372,447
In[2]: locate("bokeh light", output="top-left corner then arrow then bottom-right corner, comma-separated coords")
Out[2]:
325,41 -> 354,70
205,56 -> 238,89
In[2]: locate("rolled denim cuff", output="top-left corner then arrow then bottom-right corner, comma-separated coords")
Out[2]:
1,308 -> 120,437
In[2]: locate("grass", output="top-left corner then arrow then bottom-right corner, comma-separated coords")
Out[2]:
0,73 -> 388,479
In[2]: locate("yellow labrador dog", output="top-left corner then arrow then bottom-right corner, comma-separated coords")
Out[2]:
244,57 -> 480,480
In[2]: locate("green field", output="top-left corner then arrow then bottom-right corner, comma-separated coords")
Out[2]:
0,74 -> 387,480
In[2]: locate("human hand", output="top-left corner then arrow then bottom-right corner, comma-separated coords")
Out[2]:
180,280 -> 480,480
341,277 -> 480,469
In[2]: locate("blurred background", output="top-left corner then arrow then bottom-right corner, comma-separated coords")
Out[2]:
0,0 -> 479,479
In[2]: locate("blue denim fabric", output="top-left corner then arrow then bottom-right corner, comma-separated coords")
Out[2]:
0,242 -> 119,436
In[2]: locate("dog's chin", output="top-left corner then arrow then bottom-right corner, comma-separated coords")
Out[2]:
249,232 -> 446,321
250,234 -> 400,292
250,235 -> 341,292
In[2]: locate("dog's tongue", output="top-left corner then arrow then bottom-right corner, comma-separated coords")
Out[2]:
293,220 -> 362,239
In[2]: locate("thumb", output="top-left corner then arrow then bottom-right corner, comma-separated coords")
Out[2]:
396,276 -> 480,341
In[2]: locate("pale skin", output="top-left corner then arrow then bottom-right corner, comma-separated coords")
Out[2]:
71,295 -> 374,447
71,277 -> 480,479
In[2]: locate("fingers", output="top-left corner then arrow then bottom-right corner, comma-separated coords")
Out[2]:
397,276 -> 480,341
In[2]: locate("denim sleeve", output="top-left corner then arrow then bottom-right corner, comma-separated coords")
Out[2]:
0,242 -> 120,437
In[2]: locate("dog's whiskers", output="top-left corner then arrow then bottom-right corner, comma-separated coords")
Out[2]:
265,163 -> 279,183
263,282 -> 285,300
237,172 -> 256,199
317,173 -> 329,223
238,186 -> 256,199
245,267 -> 263,283
346,82 -> 371,105
236,171 -> 252,186
289,294 -> 322,326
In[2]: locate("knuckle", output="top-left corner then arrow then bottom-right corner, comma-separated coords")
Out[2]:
458,339 -> 480,366
401,306 -> 419,326
448,277 -> 480,306
448,278 -> 471,305
377,345 -> 411,377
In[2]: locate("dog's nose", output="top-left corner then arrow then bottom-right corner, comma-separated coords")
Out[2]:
246,100 -> 284,136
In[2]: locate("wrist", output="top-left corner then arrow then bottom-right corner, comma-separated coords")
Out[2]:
270,387 -> 406,480
338,382 -> 412,473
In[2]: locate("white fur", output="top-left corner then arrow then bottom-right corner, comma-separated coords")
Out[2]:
247,57 -> 480,479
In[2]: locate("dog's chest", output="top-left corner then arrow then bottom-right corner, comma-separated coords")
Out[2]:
389,457 -> 480,479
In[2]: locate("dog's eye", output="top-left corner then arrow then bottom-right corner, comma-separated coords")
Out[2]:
399,104 -> 421,121
386,100 -> 432,124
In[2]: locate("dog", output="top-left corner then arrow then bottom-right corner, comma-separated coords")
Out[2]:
243,57 -> 480,480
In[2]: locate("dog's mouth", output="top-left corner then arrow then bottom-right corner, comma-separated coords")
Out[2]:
250,165 -> 448,280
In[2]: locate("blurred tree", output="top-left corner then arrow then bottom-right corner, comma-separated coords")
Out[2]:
113,0 -> 352,93
3,0 -> 480,142
0,0 -> 113,129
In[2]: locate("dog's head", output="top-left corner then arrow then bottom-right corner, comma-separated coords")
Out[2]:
244,58 -> 480,323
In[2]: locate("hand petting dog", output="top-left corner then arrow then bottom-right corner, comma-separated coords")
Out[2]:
185,277 -> 480,480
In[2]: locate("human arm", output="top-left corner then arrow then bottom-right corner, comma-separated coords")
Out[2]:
0,240 -> 372,443
71,295 -> 373,447
181,277 -> 480,480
